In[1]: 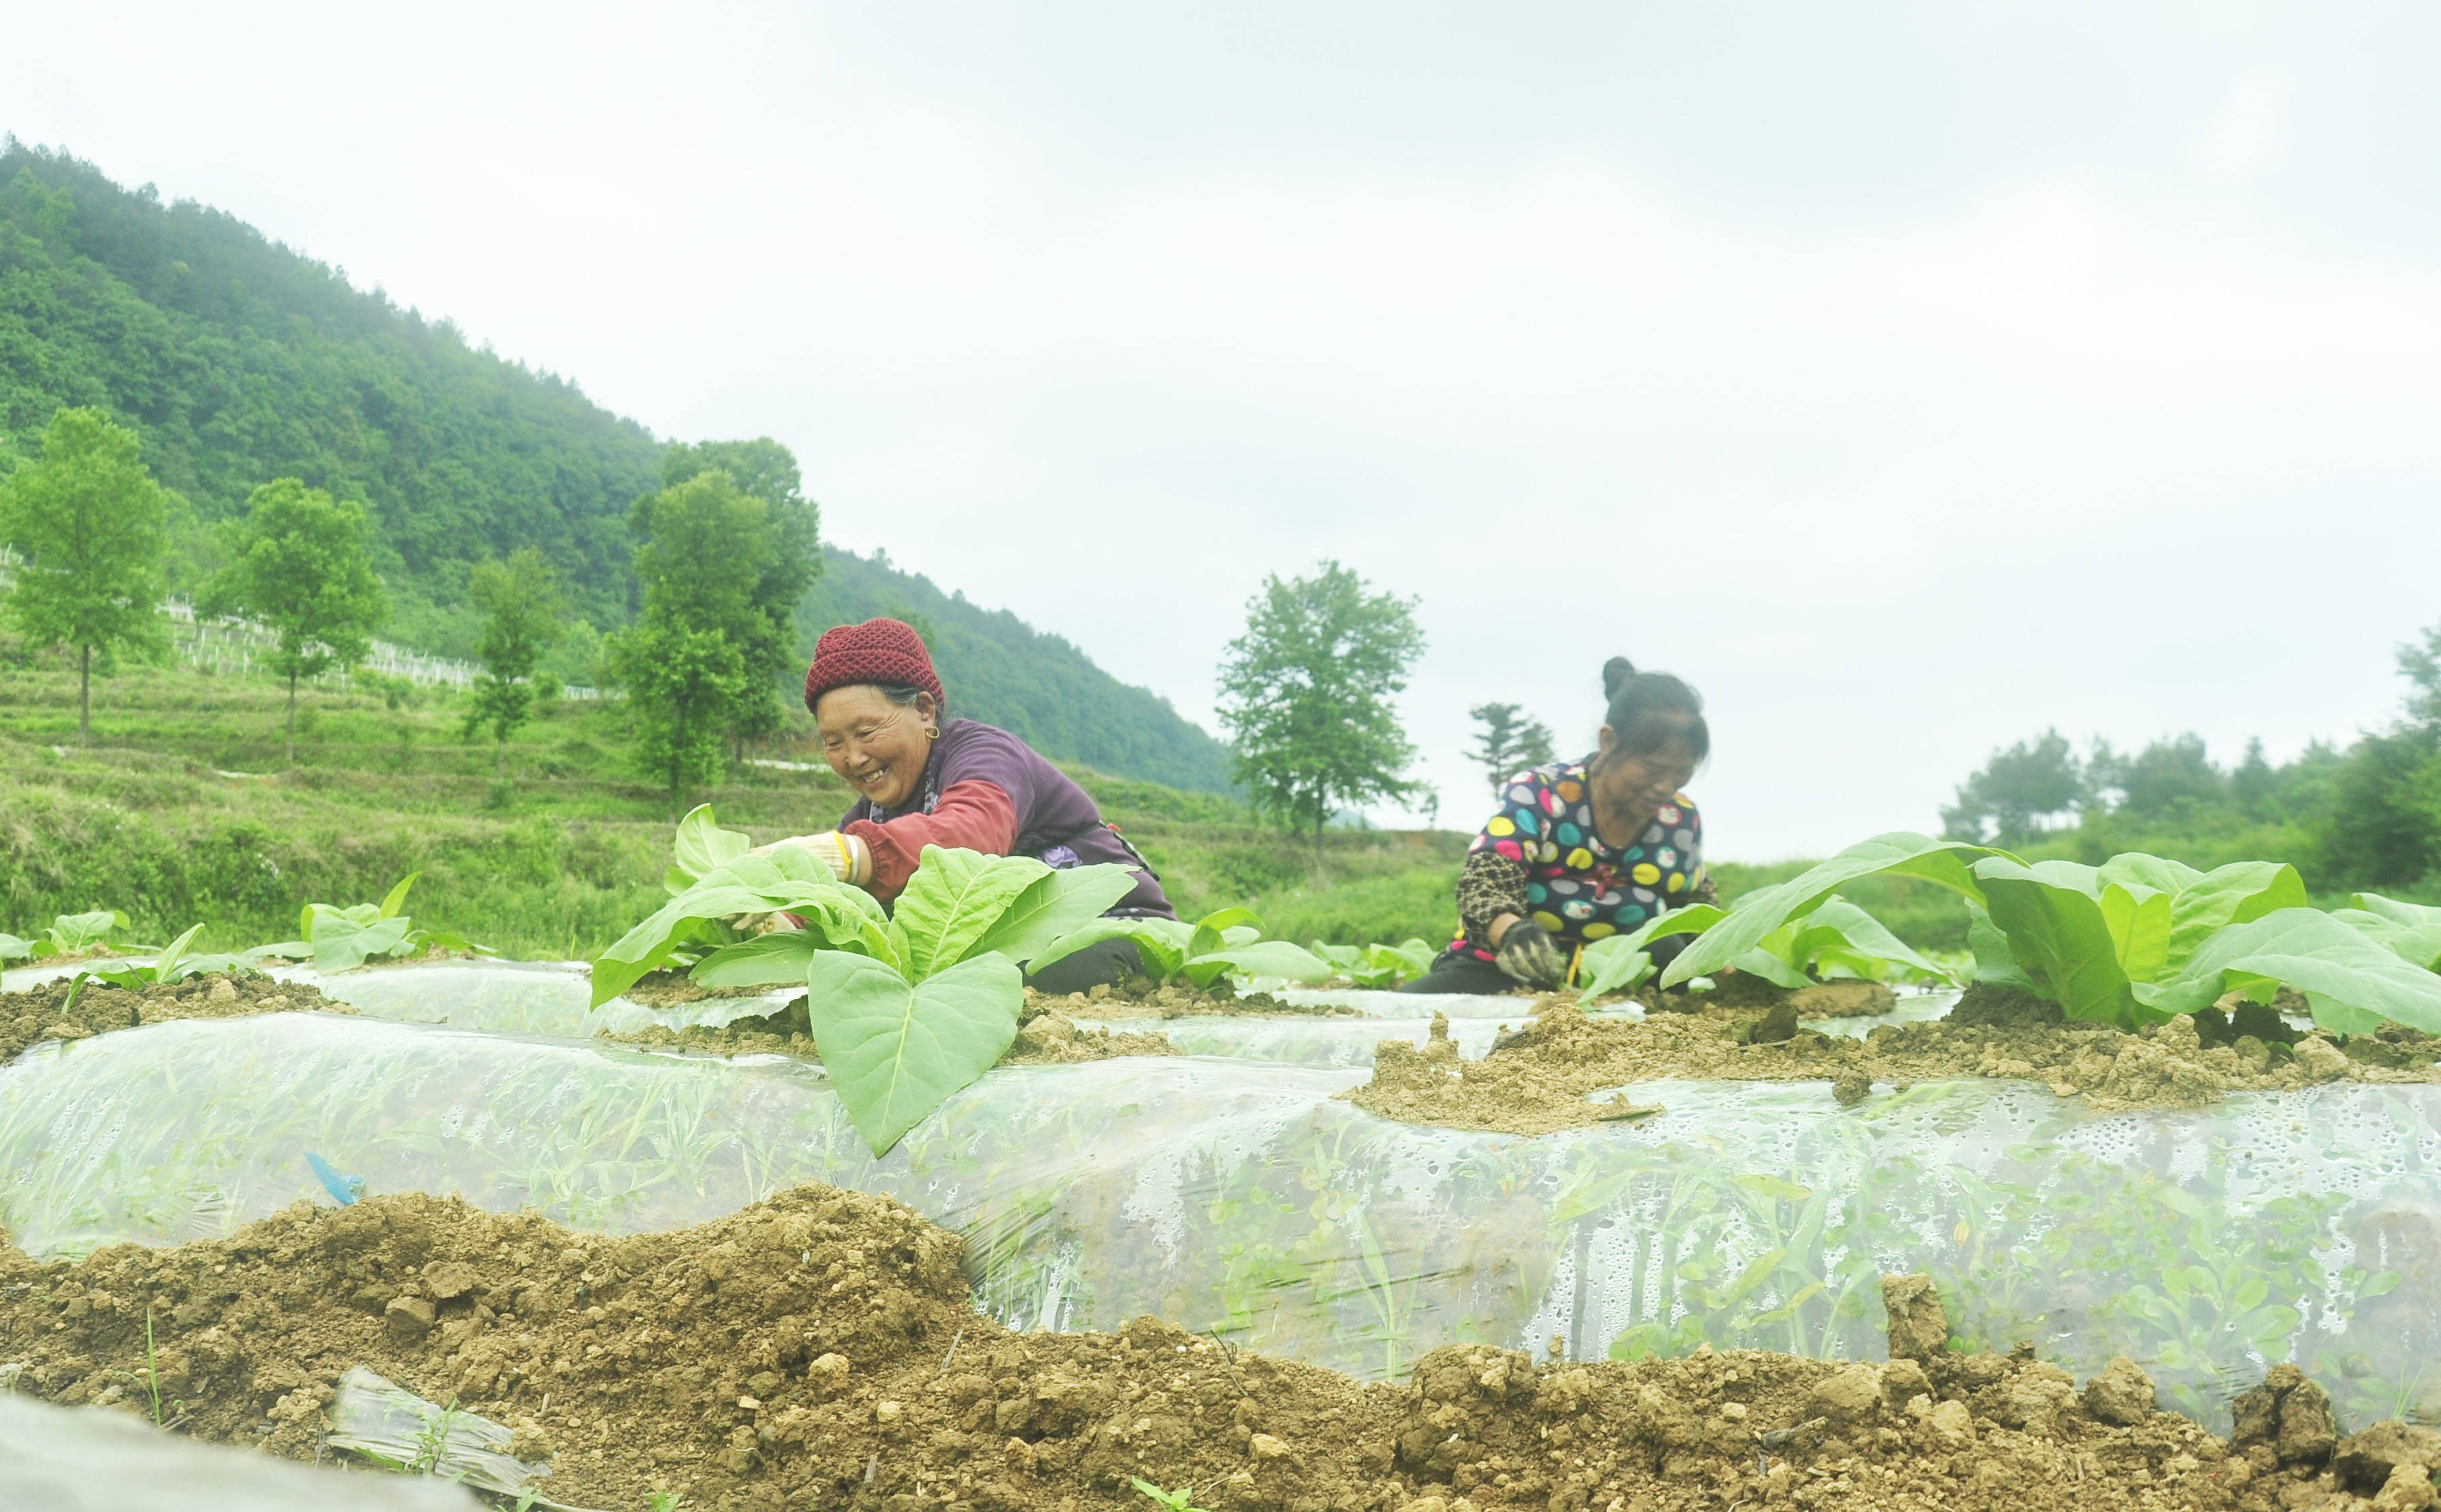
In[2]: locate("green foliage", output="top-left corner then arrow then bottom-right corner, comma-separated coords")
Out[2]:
1031,907 -> 1332,990
1130,1481 -> 1214,1512
801,547 -> 1234,793
0,146 -> 661,643
257,873 -> 479,972
652,446 -> 822,750
0,406 -> 171,739
1576,895 -> 1947,1001
1312,936 -> 1437,988
76,921 -> 254,991
1941,728 -> 2081,846
0,909 -> 126,961
612,468 -> 815,790
1467,702 -> 1555,796
459,548 -> 564,773
1217,560 -> 1426,848
200,477 -> 386,760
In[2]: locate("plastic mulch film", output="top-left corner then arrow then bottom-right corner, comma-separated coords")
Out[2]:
324,1366 -> 560,1503
270,959 -> 797,1037
1280,987 -> 1533,1019
0,1388 -> 481,1511
1079,1013 -> 1511,1066
5,1015 -> 2440,1429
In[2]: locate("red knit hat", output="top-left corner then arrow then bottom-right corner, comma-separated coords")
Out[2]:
803,618 -> 944,712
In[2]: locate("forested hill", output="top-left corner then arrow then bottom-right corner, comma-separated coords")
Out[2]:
0,143 -> 1235,793
0,142 -> 662,644
802,549 -> 1235,793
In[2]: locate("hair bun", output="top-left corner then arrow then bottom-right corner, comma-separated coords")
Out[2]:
1602,655 -> 1638,700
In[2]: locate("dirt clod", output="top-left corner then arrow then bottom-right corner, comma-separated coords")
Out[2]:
1881,1272 -> 1950,1363
2337,1421 -> 2441,1493
2081,1355 -> 2158,1426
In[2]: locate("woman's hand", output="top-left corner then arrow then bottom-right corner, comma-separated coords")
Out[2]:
1494,917 -> 1566,989
750,831 -> 874,886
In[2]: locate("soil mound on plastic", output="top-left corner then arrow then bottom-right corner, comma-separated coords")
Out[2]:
1028,980 -> 1347,1018
0,1193 -> 2369,1512
604,1000 -> 1176,1066
616,968 -> 797,1011
1349,986 -> 2441,1135
0,972 -> 352,1063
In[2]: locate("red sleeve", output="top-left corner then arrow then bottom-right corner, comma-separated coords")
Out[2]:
844,780 -> 1021,904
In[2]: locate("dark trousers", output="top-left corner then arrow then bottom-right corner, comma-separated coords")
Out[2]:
1397,952 -> 1518,995
1024,937 -> 1147,996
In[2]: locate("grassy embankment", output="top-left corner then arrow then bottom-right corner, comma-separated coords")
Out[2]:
0,658 -> 1478,958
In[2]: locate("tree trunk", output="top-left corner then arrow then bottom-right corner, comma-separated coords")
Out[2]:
78,643 -> 92,743
286,671 -> 298,765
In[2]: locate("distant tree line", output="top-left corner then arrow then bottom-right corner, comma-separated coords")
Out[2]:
1943,630 -> 2441,890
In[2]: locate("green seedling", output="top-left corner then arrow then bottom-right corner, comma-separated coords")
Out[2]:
1312,937 -> 1437,988
0,910 -> 129,963
1131,1480 -> 1214,1512
143,1306 -> 163,1426
256,873 -> 484,973
647,1494 -> 689,1512
76,923 -> 259,995
1030,907 -> 1332,992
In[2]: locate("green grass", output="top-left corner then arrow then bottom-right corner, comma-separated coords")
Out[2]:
0,656 -> 1468,959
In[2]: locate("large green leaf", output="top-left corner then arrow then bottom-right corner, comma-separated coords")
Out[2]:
2333,899 -> 2441,972
1180,939 -> 1333,989
690,930 -> 822,988
2150,908 -> 2441,1035
1188,907 -> 1260,961
1790,899 -> 1956,984
2095,853 -> 2203,897
666,803 -> 752,896
1966,903 -> 2037,990
1574,906 -> 1725,999
2162,861 -> 2307,973
591,853 -> 875,1008
0,934 -> 29,961
894,847 -> 1051,979
304,908 -> 416,973
961,864 -> 1141,968
1029,917 -> 1192,981
2098,883 -> 2173,983
1971,857 -> 2139,1025
805,950 -> 1025,1155
1661,834 -> 2002,988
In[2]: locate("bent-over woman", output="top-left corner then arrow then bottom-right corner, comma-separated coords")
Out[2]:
760,617 -> 1174,992
1405,657 -> 1719,994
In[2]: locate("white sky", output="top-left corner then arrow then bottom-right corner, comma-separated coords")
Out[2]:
10,3 -> 2441,857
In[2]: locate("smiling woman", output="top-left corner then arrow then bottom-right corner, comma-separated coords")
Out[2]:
757,618 -> 1177,992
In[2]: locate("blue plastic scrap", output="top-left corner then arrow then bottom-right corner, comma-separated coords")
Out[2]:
305,1152 -> 365,1206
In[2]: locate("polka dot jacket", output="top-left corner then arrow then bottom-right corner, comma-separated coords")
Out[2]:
1449,761 -> 1707,962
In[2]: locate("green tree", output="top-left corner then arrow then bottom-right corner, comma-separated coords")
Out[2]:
201,478 -> 386,763
1940,728 -> 2084,845
1467,701 -> 1555,795
613,467 -> 807,792
1217,560 -> 1426,861
0,407 -> 170,740
659,440 -> 822,757
459,547 -> 566,774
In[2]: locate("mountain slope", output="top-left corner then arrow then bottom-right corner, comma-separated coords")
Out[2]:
800,548 -> 1235,792
0,141 -> 661,644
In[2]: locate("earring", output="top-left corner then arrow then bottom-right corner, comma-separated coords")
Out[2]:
926,727 -> 939,740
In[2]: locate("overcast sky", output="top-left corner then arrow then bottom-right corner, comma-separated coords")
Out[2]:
11,3 -> 2441,857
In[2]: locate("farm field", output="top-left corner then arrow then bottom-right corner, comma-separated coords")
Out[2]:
8,670 -> 2441,1509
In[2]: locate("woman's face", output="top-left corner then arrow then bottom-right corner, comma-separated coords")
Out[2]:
815,685 -> 937,810
1590,732 -> 1698,832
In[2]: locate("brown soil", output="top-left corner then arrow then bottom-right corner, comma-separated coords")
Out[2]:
1034,982 -> 1355,1019
1348,986 -> 2441,1136
0,1188 -> 2391,1512
0,972 -> 352,1063
603,1002 -> 1177,1068
617,968 -> 799,1011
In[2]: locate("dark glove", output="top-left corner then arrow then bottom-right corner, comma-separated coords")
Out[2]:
1495,919 -> 1566,989
1646,930 -> 1692,972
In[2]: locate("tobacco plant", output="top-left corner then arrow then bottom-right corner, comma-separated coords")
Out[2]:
1310,938 -> 1437,988
1027,908 -> 1332,991
1659,832 -> 2441,1034
0,911 -> 127,962
257,874 -> 479,973
1574,895 -> 1948,1002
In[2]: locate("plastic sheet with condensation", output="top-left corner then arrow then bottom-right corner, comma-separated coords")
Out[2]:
3,1011 -> 2438,1430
